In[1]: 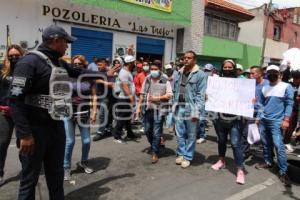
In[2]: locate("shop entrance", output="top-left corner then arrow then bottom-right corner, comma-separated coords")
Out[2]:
136,36 -> 165,63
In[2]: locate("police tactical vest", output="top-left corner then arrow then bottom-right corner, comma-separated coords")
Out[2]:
24,51 -> 73,120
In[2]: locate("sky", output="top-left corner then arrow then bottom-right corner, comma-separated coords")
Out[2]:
227,0 -> 300,9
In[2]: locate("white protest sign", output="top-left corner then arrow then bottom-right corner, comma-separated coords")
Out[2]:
205,76 -> 256,118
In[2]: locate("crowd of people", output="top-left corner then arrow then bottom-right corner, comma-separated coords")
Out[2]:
0,25 -> 300,200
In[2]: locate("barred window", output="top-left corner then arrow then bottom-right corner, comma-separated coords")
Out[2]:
204,14 -> 238,40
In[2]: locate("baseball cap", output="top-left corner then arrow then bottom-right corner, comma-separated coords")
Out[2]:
267,65 -> 280,72
165,64 -> 172,70
124,55 -> 136,64
42,25 -> 76,43
204,63 -> 214,71
236,63 -> 244,71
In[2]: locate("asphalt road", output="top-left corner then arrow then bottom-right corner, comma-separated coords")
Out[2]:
1,125 -> 300,200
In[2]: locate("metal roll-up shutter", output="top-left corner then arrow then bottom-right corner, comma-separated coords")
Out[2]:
71,27 -> 113,62
137,36 -> 165,55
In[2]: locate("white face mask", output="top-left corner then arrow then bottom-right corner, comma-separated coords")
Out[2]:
150,70 -> 160,78
143,65 -> 150,72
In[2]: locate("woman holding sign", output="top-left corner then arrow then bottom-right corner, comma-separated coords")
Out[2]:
211,59 -> 246,185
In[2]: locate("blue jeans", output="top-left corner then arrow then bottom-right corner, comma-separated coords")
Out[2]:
241,119 -> 251,155
144,110 -> 164,154
197,119 -> 206,139
175,106 -> 198,161
63,118 -> 91,169
213,118 -> 244,168
260,119 -> 287,175
97,98 -> 114,134
166,112 -> 174,128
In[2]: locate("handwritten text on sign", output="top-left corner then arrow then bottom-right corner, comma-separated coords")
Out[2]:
205,77 -> 256,118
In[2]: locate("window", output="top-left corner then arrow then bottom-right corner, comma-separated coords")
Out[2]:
220,21 -> 229,38
211,18 -> 219,36
204,14 -> 238,40
176,28 -> 184,53
229,24 -> 236,40
293,8 -> 300,25
273,25 -> 281,41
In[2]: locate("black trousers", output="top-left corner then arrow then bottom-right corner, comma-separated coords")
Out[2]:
18,120 -> 65,200
112,98 -> 134,139
0,113 -> 14,177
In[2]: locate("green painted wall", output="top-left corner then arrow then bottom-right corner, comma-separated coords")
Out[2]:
203,36 -> 244,59
201,36 -> 261,69
71,0 -> 192,26
237,44 -> 261,68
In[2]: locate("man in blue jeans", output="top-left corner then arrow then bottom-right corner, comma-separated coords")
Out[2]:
256,65 -> 294,187
173,51 -> 207,168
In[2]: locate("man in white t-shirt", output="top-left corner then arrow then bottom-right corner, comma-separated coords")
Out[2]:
112,55 -> 137,144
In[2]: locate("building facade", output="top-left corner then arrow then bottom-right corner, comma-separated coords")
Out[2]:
0,0 -> 193,64
239,5 -> 300,66
199,0 -> 261,69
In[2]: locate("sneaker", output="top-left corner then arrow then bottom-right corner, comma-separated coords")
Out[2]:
151,153 -> 159,164
236,169 -> 245,185
0,176 -> 5,186
139,127 -> 145,133
243,152 -> 252,160
196,138 -> 206,144
93,134 -> 105,141
114,138 -> 127,144
126,133 -> 138,140
181,159 -> 191,168
279,174 -> 291,187
255,163 -> 273,170
64,169 -> 71,181
175,156 -> 184,165
77,161 -> 94,174
285,144 -> 294,153
211,160 -> 226,171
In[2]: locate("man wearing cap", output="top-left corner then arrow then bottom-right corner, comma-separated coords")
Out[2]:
236,63 -> 245,78
112,55 -> 138,144
9,25 -> 116,200
256,65 -> 294,187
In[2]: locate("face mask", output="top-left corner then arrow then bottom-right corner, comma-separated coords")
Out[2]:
150,70 -> 160,78
267,73 -> 279,82
9,56 -> 20,69
166,69 -> 173,77
143,65 -> 150,72
73,63 -> 85,69
222,70 -> 236,77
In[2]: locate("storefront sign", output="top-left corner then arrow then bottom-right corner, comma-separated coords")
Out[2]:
122,0 -> 172,13
42,5 -> 175,37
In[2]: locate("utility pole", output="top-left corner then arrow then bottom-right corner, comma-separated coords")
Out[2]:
260,0 -> 273,66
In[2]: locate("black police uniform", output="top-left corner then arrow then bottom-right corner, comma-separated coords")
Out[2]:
9,44 -> 106,200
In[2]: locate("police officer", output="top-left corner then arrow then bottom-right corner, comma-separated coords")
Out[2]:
9,25 -> 117,200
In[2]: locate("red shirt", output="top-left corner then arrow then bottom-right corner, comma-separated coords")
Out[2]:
134,72 -> 147,96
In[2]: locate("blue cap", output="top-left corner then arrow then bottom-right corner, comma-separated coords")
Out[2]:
42,25 -> 76,43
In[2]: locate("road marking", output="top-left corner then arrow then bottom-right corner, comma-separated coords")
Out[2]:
225,177 -> 277,200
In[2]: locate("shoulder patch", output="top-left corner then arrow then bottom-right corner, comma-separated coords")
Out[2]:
12,77 -> 26,87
